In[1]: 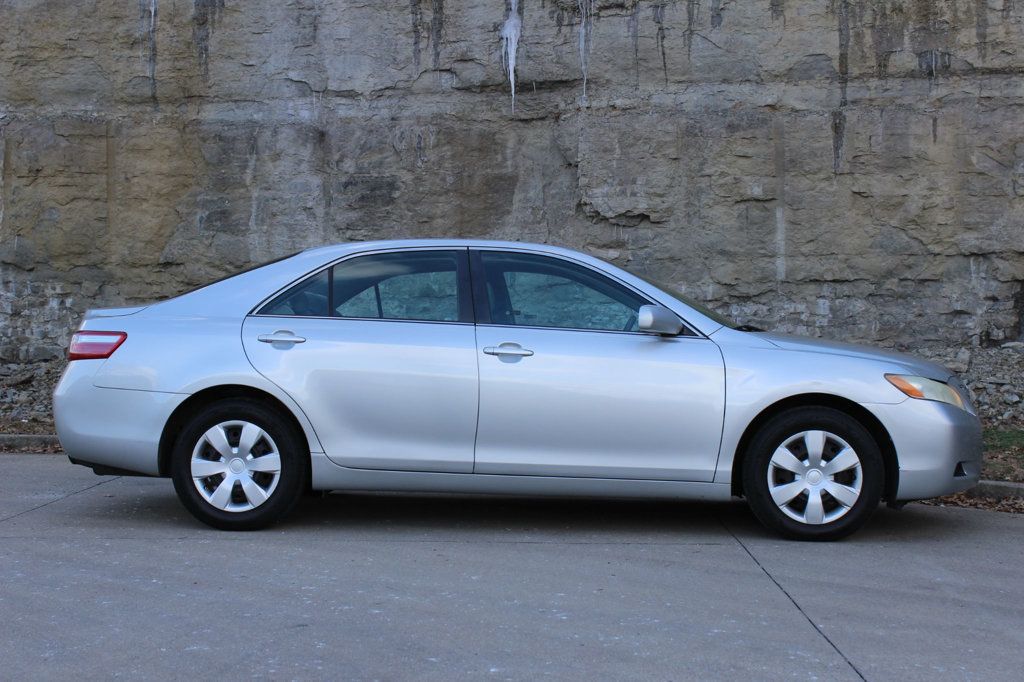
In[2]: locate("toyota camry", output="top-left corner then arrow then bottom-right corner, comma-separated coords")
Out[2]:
53,240 -> 982,539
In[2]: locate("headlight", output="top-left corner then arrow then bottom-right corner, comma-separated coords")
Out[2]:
885,374 -> 966,411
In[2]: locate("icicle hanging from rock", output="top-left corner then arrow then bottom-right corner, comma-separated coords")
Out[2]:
501,0 -> 522,112
578,0 -> 595,104
140,0 -> 159,103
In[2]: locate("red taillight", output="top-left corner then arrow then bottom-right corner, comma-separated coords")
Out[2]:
68,331 -> 127,361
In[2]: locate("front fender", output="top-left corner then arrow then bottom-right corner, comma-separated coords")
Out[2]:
712,343 -> 910,485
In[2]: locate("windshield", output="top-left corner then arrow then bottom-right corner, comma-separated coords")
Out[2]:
623,268 -> 740,329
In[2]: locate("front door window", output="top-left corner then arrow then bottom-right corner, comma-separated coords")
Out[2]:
478,251 -> 648,332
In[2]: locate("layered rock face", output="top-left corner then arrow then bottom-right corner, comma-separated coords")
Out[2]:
0,1 -> 1022,420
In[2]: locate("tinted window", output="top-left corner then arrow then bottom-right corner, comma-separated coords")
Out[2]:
333,251 -> 461,322
262,250 -> 466,322
479,252 -> 648,331
262,270 -> 329,317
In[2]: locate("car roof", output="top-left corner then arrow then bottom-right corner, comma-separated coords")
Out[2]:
299,239 -> 593,261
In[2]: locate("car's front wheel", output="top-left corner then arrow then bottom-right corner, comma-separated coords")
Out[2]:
170,399 -> 308,530
742,407 -> 884,541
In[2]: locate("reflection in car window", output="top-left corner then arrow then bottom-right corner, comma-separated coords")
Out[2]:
333,251 -> 460,322
262,250 -> 463,322
480,252 -> 647,332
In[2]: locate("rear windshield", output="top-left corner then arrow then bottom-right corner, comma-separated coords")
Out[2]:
171,251 -> 302,298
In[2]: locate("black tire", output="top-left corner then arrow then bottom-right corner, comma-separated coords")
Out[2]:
742,407 -> 884,541
170,398 -> 308,530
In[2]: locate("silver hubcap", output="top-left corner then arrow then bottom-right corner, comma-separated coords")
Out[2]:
190,420 -> 281,513
767,430 -> 862,525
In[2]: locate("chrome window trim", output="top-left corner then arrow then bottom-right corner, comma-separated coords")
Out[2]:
250,313 -> 474,327
475,322 -> 711,339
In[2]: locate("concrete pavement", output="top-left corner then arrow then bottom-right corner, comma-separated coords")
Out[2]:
1,454 -> 1022,680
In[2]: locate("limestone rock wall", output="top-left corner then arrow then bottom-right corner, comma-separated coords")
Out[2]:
1,1 -> 1022,409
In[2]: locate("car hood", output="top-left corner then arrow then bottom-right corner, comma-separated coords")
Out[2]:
755,332 -> 953,381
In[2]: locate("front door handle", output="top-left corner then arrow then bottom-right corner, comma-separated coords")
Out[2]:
257,330 -> 307,345
483,343 -> 534,357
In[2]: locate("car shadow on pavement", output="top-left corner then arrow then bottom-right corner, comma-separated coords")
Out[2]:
281,492 -> 748,539
65,478 -> 969,543
278,492 -> 959,541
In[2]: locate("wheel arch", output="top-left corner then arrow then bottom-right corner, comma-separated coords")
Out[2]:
729,393 -> 899,502
158,385 -> 313,477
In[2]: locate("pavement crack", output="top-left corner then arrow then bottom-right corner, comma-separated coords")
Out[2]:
0,476 -> 122,524
722,520 -> 867,681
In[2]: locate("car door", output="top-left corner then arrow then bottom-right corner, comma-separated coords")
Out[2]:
242,248 -> 479,473
470,249 -> 725,481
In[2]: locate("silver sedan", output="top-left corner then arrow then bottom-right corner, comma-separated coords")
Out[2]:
53,240 -> 982,539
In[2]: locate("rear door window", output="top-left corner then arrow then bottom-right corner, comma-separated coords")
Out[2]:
260,250 -> 471,323
332,251 -> 464,322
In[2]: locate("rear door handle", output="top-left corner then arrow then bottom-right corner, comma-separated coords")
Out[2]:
483,343 -> 534,357
257,330 -> 306,345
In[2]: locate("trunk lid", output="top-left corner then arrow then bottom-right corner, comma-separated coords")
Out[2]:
83,305 -> 149,320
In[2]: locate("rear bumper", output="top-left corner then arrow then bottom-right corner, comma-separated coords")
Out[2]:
864,399 -> 983,501
53,361 -> 186,476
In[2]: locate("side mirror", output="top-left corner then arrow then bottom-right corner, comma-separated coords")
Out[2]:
637,305 -> 683,336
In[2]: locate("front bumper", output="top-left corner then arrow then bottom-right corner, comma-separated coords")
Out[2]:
864,398 -> 983,501
54,361 -> 186,476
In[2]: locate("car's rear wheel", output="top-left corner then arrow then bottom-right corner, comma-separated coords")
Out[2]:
742,407 -> 884,541
170,399 -> 308,530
